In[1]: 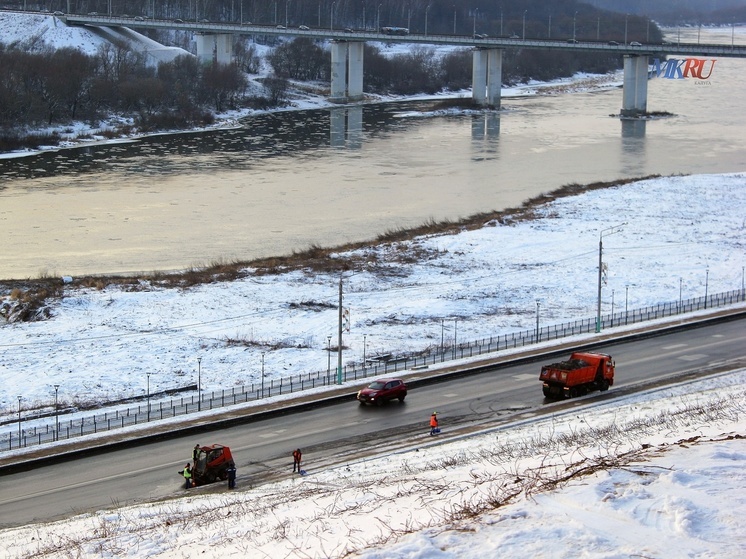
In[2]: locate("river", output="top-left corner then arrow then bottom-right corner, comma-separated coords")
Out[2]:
1,27 -> 744,280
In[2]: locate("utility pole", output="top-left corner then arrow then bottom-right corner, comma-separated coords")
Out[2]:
597,223 -> 626,332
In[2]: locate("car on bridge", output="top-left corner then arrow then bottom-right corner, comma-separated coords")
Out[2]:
357,378 -> 408,406
630,41 -> 642,46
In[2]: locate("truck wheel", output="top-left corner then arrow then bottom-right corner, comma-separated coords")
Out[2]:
568,387 -> 579,398
542,386 -> 552,398
599,380 -> 610,391
399,393 -> 406,402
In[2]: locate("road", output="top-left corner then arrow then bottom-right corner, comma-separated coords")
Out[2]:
0,317 -> 744,529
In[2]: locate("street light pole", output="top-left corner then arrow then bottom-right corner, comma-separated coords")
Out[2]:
261,352 -> 265,396
573,11 -> 578,41
625,285 -> 629,325
597,223 -> 626,333
535,301 -> 540,341
453,5 -> 456,34
473,7 -> 477,36
453,318 -> 458,359
611,289 -> 615,327
704,267 -> 709,309
337,276 -> 343,385
17,396 -> 22,447
425,3 -> 431,36
363,334 -> 367,370
197,356 -> 202,412
54,384 -> 59,441
522,10 -> 526,40
146,373 -> 151,422
327,335 -> 332,374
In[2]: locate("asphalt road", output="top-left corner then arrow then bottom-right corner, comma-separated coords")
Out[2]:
1,317 -> 744,529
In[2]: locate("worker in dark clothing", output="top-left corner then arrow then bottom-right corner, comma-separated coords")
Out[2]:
193,444 -> 200,463
226,462 -> 237,489
292,449 -> 302,473
182,463 -> 193,489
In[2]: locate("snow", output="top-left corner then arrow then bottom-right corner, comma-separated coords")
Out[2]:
1,13 -> 745,559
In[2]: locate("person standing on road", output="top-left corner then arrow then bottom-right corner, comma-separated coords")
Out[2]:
429,412 -> 439,436
292,449 -> 302,473
182,463 -> 193,489
226,462 -> 237,489
193,444 -> 200,463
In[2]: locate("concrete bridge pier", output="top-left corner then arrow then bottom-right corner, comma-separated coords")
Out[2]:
195,33 -> 232,64
621,55 -> 649,117
330,41 -> 365,103
472,49 -> 503,108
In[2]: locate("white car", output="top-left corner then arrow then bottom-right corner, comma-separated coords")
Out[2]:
299,25 -> 310,30
630,41 -> 642,46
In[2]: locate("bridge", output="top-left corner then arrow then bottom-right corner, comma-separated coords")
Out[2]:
62,13 -> 746,116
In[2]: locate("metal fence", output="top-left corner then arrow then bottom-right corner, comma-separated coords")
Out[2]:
2,288 -> 744,452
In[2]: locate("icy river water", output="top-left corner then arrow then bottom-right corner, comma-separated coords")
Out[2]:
1,27 -> 744,280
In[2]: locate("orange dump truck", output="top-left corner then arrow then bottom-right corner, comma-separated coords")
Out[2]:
539,352 -> 615,399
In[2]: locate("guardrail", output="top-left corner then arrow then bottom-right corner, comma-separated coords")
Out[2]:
2,288 -> 744,452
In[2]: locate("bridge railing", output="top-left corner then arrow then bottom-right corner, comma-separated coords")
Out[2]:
1,288 -> 743,452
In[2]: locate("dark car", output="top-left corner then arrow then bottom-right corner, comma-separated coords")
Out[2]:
357,378 -> 407,406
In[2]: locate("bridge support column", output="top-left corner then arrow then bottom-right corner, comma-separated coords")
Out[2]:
330,41 -> 348,102
195,33 -> 233,64
330,41 -> 365,103
347,42 -> 364,102
472,49 -> 503,108
621,55 -> 649,117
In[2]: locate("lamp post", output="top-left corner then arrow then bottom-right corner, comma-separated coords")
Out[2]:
499,9 -> 503,36
362,2 -> 366,30
377,3 -> 381,30
261,352 -> 265,397
54,384 -> 59,441
453,318 -> 458,359
17,396 -> 22,447
331,1 -> 335,30
624,13 -> 628,44
611,289 -> 615,327
535,300 -> 540,341
597,16 -> 600,40
440,319 -> 445,356
453,5 -> 456,34
625,285 -> 629,325
337,276 -> 344,384
473,7 -> 477,36
363,334 -> 367,370
285,0 -> 288,27
704,267 -> 709,309
425,3 -> 431,36
146,373 -> 151,422
742,266 -> 745,302
597,223 -> 626,333
573,11 -> 578,41
197,356 -> 202,412
548,14 -> 551,38
327,335 -> 332,374
522,10 -> 526,40
679,277 -> 683,310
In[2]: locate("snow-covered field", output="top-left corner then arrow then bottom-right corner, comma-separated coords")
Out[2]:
1,13 -> 745,559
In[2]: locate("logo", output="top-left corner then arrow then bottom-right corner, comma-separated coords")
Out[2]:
651,58 -> 716,80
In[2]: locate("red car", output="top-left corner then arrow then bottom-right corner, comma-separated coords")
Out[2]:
357,378 -> 407,406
